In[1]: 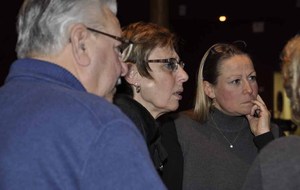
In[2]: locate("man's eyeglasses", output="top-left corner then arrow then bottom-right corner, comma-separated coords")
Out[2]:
147,58 -> 185,72
86,27 -> 133,62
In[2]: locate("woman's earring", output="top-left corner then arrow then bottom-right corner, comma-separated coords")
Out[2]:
212,98 -> 216,106
135,83 -> 141,93
136,86 -> 141,93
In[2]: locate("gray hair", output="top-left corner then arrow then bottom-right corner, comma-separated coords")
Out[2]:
16,0 -> 117,58
281,34 -> 300,126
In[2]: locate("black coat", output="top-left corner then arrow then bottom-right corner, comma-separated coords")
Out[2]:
114,94 -> 168,173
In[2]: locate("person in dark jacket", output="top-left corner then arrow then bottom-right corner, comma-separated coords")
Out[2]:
113,21 -> 189,189
0,0 -> 166,189
160,42 -> 283,190
281,34 -> 300,126
242,34 -> 300,190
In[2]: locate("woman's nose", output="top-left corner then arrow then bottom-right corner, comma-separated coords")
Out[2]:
243,81 -> 253,94
177,66 -> 189,83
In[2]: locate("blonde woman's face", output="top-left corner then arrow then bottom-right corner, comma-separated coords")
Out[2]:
282,60 -> 300,125
212,55 -> 258,116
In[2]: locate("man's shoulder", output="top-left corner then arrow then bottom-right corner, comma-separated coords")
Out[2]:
34,87 -> 135,131
53,89 -> 126,117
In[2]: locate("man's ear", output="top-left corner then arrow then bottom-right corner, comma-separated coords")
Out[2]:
125,63 -> 140,85
203,80 -> 215,99
69,24 -> 90,66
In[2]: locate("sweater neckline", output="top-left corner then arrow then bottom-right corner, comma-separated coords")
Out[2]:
209,108 -> 248,132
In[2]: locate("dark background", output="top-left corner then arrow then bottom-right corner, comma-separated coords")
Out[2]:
2,0 -> 300,114
117,0 -> 300,114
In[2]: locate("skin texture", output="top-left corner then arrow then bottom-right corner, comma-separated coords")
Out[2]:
127,46 -> 189,119
86,8 -> 128,101
210,55 -> 258,115
281,35 -> 300,125
54,6 -> 128,102
283,63 -> 300,125
204,55 -> 271,135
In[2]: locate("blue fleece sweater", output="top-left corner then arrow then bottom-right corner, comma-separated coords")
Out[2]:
0,58 -> 166,190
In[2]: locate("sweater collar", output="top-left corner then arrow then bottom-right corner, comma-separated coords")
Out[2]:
6,58 -> 86,91
210,107 -> 247,132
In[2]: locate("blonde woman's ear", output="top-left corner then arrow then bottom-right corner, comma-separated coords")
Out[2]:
203,81 -> 215,99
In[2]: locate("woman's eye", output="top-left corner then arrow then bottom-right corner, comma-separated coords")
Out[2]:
231,79 -> 241,84
165,63 -> 176,71
249,75 -> 257,81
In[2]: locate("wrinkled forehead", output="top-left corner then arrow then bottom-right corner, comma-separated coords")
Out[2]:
91,7 -> 121,40
218,55 -> 254,73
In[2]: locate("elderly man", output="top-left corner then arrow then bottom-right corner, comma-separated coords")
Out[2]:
0,0 -> 166,189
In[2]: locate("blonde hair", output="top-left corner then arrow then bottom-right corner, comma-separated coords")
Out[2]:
193,42 -> 249,122
281,35 -> 300,82
281,34 -> 300,125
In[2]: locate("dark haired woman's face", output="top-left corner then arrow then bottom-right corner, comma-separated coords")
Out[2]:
135,46 -> 189,118
212,55 -> 258,116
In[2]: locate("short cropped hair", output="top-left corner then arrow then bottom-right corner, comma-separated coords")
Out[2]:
16,0 -> 117,58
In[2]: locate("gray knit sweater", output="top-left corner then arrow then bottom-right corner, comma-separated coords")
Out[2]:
175,108 -> 281,190
242,135 -> 300,190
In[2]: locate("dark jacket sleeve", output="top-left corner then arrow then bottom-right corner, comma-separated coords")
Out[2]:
253,122 -> 285,151
159,115 -> 183,190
